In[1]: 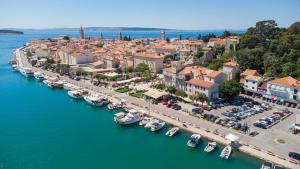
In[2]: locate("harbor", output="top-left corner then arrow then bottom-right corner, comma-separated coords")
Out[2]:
11,46 -> 299,169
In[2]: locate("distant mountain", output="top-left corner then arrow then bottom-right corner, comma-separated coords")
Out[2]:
0,29 -> 23,34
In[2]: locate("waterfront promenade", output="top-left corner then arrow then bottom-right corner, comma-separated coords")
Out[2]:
15,48 -> 299,169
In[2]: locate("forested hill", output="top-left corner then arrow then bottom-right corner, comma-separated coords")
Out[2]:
0,29 -> 23,34
209,20 -> 300,80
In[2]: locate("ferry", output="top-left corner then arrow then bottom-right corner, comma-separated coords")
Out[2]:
115,109 -> 142,125
204,142 -> 217,152
187,134 -> 201,148
150,121 -> 165,132
220,145 -> 232,159
84,94 -> 109,107
20,67 -> 34,77
165,127 -> 180,136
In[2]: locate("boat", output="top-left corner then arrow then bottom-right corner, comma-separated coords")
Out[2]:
145,119 -> 159,129
139,116 -> 152,126
68,90 -> 84,99
165,127 -> 180,136
204,142 -> 217,152
84,93 -> 109,106
187,134 -> 201,148
34,71 -> 44,81
116,109 -> 142,125
260,161 -> 274,169
220,145 -> 232,159
150,121 -> 165,132
63,83 -> 76,90
114,112 -> 126,122
107,102 -> 123,110
12,64 -> 18,71
19,67 -> 34,77
52,81 -> 64,88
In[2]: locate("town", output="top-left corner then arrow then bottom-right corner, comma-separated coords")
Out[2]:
10,20 -> 300,169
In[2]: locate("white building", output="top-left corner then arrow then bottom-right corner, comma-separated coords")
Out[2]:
59,50 -> 93,65
243,75 -> 263,93
222,61 -> 240,80
267,76 -> 300,104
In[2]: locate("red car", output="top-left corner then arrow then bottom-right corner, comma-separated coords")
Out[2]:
273,112 -> 284,117
162,101 -> 168,105
171,104 -> 177,109
167,103 -> 173,108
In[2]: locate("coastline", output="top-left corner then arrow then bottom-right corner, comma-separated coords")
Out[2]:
14,47 -> 300,169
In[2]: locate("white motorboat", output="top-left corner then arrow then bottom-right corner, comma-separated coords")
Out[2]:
187,134 -> 201,148
84,93 -> 109,106
12,64 -> 18,71
139,117 -> 152,126
107,102 -> 123,110
34,71 -> 44,81
63,83 -> 76,90
220,145 -> 232,159
52,81 -> 64,88
68,90 -> 84,99
260,161 -> 274,169
204,142 -> 217,152
20,67 -> 34,77
116,109 -> 142,125
150,121 -> 165,132
165,127 -> 180,136
114,112 -> 126,122
145,119 -> 159,129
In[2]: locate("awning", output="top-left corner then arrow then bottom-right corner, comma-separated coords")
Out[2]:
225,134 -> 240,142
144,89 -> 168,100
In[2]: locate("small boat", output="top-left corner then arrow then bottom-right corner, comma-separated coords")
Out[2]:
84,93 -> 109,106
63,83 -> 76,90
165,127 -> 180,136
68,90 -> 84,99
260,161 -> 274,169
51,81 -> 64,88
34,71 -> 44,81
116,109 -> 142,125
20,67 -> 34,77
139,117 -> 152,126
12,64 -> 18,71
220,145 -> 232,159
150,121 -> 165,132
145,119 -> 159,129
114,112 -> 126,122
204,142 -> 217,152
187,134 -> 201,148
107,102 -> 123,110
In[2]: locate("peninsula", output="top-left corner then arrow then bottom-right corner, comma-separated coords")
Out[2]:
0,29 -> 23,35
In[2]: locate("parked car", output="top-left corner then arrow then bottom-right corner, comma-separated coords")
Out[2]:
288,152 -> 300,160
192,107 -> 203,114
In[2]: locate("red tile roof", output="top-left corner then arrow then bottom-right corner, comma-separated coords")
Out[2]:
187,78 -> 215,88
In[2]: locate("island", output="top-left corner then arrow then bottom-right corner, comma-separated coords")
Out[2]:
0,29 -> 23,35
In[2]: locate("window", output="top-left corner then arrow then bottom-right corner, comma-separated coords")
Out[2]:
294,89 -> 298,94
252,87 -> 255,90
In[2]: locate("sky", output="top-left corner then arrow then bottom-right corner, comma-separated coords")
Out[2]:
0,0 -> 299,30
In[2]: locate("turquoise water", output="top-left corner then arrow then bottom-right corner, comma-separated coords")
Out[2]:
0,30 -> 260,169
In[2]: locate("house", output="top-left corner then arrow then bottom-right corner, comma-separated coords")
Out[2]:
240,69 -> 260,83
133,53 -> 164,73
186,78 -> 219,100
222,61 -> 240,80
243,75 -> 263,93
267,76 -> 300,104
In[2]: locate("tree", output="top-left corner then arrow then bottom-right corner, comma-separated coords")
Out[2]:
175,89 -> 188,98
125,66 -> 134,73
201,33 -> 216,43
96,43 -> 104,48
194,51 -> 204,58
197,34 -> 202,40
115,68 -> 123,74
152,83 -> 166,90
134,63 -> 150,73
219,80 -> 241,100
220,30 -> 235,38
95,74 -> 107,82
196,93 -> 208,105
166,37 -> 170,43
63,36 -> 70,40
166,86 -> 176,94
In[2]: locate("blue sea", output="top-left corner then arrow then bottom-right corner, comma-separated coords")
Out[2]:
0,29 -> 260,169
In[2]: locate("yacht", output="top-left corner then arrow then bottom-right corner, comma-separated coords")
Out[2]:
84,94 -> 109,106
63,83 -> 76,90
114,112 -> 126,122
107,102 -> 123,110
260,161 -> 274,169
52,81 -> 64,88
220,145 -> 232,159
145,119 -> 159,129
34,71 -> 44,81
165,127 -> 180,136
204,142 -> 217,152
150,121 -> 165,132
20,67 -> 34,77
139,116 -> 152,126
68,90 -> 84,99
187,134 -> 201,148
116,109 -> 142,125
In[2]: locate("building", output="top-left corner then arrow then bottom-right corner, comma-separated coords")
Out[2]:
222,61 -> 240,80
243,75 -> 263,93
267,76 -> 300,104
163,62 -> 228,100
59,50 -> 93,65
133,53 -> 164,73
160,31 -> 166,40
80,26 -> 85,39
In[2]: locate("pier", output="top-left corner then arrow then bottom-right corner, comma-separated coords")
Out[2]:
14,48 -> 300,169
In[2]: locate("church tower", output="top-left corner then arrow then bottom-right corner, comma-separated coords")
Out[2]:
160,31 -> 166,40
80,26 -> 85,39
